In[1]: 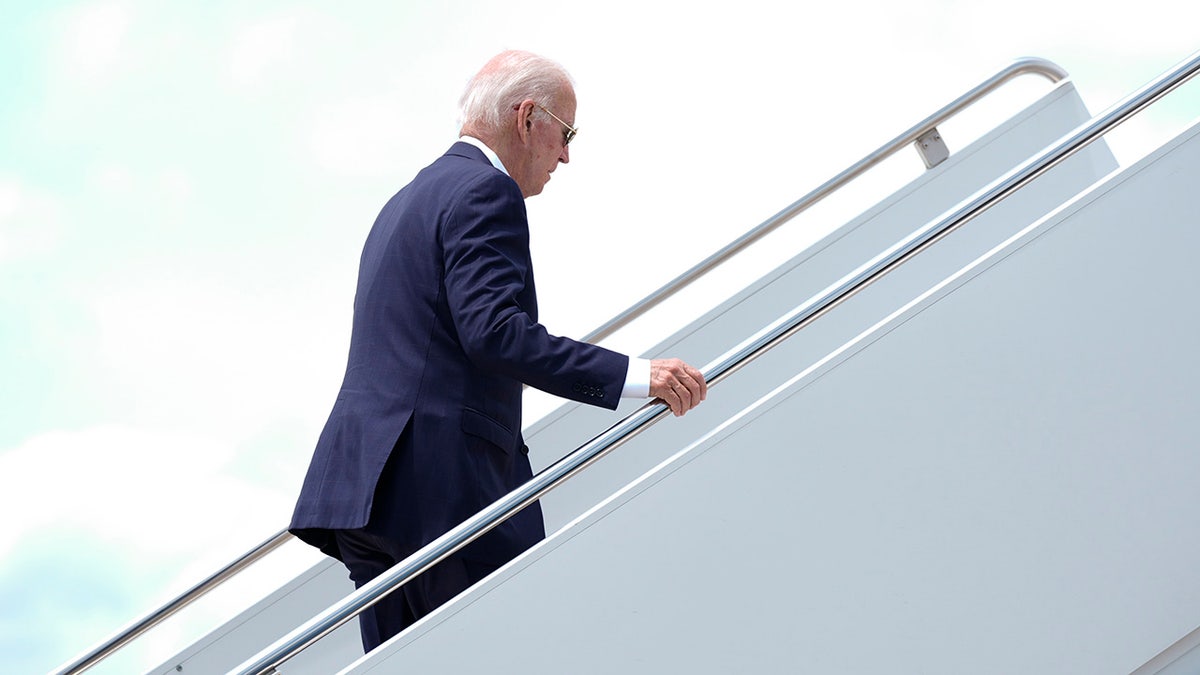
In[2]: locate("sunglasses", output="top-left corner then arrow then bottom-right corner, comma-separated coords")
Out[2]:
536,103 -> 578,146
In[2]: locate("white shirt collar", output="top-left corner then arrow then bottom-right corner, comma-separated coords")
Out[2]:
458,135 -> 508,175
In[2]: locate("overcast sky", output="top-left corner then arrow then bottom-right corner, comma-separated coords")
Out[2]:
2,1 -> 1197,672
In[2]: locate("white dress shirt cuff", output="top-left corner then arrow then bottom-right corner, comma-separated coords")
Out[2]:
621,357 -> 651,398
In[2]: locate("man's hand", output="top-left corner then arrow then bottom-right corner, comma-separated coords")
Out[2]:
649,358 -> 707,417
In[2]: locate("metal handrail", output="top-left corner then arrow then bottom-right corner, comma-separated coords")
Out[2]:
50,57 -> 1070,675
52,530 -> 292,675
581,57 -> 1068,344
232,47 -> 1200,675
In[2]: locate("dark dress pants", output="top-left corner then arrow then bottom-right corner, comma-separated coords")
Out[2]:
332,527 -> 499,652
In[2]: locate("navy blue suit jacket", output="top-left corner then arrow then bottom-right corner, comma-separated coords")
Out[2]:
290,142 -> 628,566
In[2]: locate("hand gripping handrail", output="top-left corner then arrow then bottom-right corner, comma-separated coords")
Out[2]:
232,48 -> 1200,675
580,57 -> 1068,344
50,57 -> 1070,675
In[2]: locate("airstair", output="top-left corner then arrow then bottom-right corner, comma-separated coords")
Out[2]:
56,49 -> 1200,675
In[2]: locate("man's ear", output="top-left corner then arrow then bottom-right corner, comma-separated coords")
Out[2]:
514,99 -> 536,143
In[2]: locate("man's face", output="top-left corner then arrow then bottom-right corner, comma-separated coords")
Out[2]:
512,89 -> 575,198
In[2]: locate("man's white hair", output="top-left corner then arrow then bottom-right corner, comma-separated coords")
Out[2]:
458,50 -> 573,136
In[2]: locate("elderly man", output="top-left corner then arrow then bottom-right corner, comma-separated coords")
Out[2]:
290,50 -> 707,652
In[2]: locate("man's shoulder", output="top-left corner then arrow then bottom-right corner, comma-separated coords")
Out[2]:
419,145 -> 519,200
443,140 -> 489,164
426,142 -> 491,176
415,144 -> 493,182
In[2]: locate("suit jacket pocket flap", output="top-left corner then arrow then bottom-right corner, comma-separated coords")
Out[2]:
461,407 -> 514,454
